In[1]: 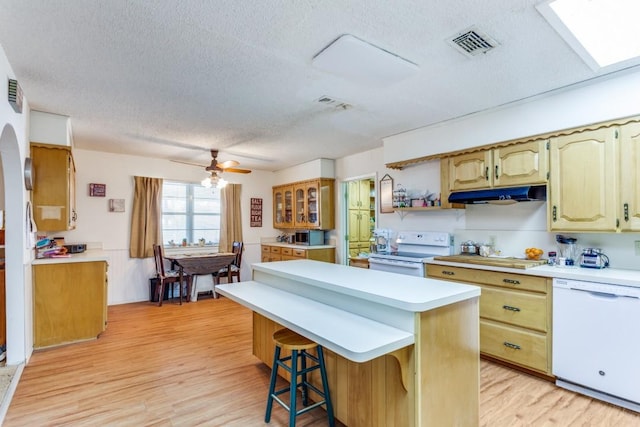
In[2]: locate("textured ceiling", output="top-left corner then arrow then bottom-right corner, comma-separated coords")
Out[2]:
1,1 -> 638,171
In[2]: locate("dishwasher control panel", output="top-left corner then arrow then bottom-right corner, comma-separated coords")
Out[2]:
554,279 -> 640,298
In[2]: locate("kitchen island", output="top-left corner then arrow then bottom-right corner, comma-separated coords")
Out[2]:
217,259 -> 481,427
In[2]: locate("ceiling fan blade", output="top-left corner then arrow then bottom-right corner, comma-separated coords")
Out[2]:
223,167 -> 252,174
219,159 -> 240,169
170,159 -> 207,168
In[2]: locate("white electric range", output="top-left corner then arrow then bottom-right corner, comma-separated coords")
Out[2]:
368,231 -> 453,277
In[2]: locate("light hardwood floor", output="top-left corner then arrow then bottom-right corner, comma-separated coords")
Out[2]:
5,297 -> 640,426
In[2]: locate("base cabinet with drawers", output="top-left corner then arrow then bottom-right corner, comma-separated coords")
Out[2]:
261,244 -> 335,263
426,264 -> 552,376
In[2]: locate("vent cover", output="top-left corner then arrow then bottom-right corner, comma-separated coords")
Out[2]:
315,95 -> 352,110
448,27 -> 498,57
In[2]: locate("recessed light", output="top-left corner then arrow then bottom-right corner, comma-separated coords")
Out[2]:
537,0 -> 640,70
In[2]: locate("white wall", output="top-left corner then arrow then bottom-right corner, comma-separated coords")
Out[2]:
52,149 -> 276,304
0,42 -> 33,365
384,67 -> 640,163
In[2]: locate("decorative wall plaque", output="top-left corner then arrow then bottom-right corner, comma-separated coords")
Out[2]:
250,197 -> 262,227
379,174 -> 394,213
89,183 -> 106,197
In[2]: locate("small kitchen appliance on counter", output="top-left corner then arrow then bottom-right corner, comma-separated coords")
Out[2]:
556,235 -> 578,266
64,243 -> 86,254
579,248 -> 609,269
372,228 -> 392,254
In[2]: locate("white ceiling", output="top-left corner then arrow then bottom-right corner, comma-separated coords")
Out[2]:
1,1 -> 638,171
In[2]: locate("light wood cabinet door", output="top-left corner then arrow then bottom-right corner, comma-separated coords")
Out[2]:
273,185 -> 294,229
449,150 -> 492,190
31,143 -> 77,231
493,139 -> 549,187
33,261 -> 107,348
481,319 -> 548,373
549,127 -> 618,231
620,122 -> 640,231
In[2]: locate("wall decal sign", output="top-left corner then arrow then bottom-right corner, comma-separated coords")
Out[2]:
250,197 -> 262,227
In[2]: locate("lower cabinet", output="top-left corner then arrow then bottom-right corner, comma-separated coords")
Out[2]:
33,261 -> 108,348
426,264 -> 552,376
261,245 -> 335,263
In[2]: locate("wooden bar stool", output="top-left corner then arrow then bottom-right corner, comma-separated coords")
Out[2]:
265,328 -> 335,427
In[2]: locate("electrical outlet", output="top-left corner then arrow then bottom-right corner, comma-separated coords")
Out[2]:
635,240 -> 640,256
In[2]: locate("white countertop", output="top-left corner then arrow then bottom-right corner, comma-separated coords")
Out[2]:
218,280 -> 415,362
32,249 -> 109,265
425,258 -> 640,288
217,259 -> 480,362
252,260 -> 480,312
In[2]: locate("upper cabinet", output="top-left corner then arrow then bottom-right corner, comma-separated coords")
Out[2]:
273,185 -> 293,229
548,127 -> 618,232
449,139 -> 549,191
274,178 -> 334,230
619,122 -> 640,231
31,143 -> 77,231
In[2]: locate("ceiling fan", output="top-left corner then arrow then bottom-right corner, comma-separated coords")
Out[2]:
172,150 -> 251,189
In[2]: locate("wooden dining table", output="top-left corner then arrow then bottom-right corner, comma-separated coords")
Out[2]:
164,252 -> 236,300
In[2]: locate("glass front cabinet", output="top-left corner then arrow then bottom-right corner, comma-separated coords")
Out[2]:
273,178 -> 334,230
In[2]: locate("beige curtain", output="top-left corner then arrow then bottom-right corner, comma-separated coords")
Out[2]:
219,183 -> 243,252
129,176 -> 163,258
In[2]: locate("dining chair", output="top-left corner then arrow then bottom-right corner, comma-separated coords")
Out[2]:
217,241 -> 244,283
152,244 -> 191,306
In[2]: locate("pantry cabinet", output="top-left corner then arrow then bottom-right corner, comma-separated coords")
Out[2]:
347,179 -> 374,257
33,261 -> 108,348
427,264 -> 552,376
548,127 -> 618,232
448,139 -> 549,191
273,178 -> 334,230
31,143 -> 77,231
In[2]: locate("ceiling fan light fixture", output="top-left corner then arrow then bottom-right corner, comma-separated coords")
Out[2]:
201,171 -> 228,189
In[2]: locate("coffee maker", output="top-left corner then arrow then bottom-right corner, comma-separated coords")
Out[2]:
372,229 -> 392,254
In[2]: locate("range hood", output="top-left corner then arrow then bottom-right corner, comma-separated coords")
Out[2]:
448,185 -> 547,205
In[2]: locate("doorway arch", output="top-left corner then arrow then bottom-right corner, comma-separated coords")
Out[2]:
0,123 -> 29,365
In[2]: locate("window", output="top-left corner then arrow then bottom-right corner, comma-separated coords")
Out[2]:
162,181 -> 221,246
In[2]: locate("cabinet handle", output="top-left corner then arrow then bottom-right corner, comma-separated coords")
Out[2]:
503,341 -> 521,350
441,270 -> 455,276
502,305 -> 521,312
495,165 -> 499,180
552,206 -> 557,222
624,203 -> 629,222
503,278 -> 520,285
485,166 -> 489,181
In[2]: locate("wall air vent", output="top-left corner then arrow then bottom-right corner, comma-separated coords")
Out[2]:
315,95 -> 352,110
448,27 -> 498,58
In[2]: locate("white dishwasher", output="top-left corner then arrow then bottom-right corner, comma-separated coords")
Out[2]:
553,278 -> 640,412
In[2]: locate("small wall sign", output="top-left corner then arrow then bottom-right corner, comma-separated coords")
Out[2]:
109,199 -> 125,212
250,197 -> 262,227
89,183 -> 106,197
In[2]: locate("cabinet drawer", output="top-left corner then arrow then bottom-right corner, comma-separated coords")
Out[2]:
293,249 -> 306,258
270,246 -> 281,254
480,287 -> 548,332
281,247 -> 293,256
426,265 -> 548,293
261,246 -> 271,254
480,320 -> 548,372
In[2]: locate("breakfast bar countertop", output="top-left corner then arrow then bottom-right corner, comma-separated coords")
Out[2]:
32,249 -> 109,265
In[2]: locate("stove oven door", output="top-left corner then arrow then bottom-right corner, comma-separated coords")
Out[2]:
368,257 -> 424,277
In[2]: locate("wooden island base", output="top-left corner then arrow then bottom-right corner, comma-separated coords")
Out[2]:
218,260 -> 480,427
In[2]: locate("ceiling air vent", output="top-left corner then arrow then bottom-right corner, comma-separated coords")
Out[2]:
315,95 -> 352,110
448,27 -> 498,57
